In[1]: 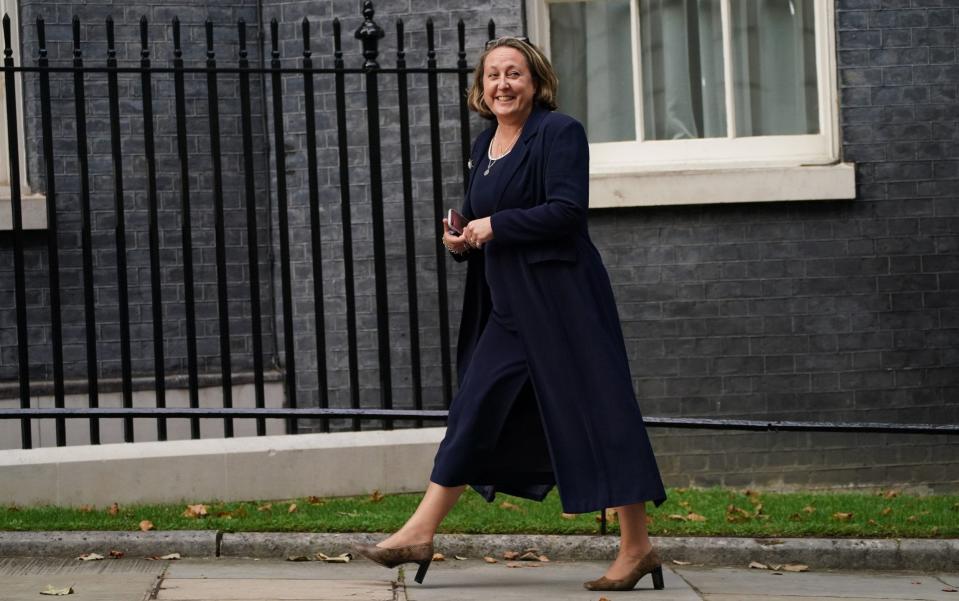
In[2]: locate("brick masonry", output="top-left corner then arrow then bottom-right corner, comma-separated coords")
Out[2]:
0,0 -> 956,494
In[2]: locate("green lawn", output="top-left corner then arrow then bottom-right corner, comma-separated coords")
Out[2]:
3,488 -> 957,538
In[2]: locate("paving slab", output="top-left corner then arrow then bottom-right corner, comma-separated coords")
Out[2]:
0,557 -> 165,601
402,560 -> 700,601
675,566 -> 959,600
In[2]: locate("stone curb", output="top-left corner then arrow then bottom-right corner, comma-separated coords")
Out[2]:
1,532 -> 956,572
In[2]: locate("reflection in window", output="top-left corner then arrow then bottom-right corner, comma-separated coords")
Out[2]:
550,0 -> 636,143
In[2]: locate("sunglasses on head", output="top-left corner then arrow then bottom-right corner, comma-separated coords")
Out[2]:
485,36 -> 530,50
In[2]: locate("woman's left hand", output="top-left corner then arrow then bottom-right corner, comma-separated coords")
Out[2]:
463,217 -> 494,249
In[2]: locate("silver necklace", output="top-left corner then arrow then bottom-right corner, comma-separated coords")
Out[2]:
484,127 -> 522,176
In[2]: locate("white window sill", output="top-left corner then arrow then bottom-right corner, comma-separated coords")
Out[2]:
589,162 -> 856,208
0,192 -> 47,230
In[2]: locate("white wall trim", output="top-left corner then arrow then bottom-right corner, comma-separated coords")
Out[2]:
590,162 -> 856,207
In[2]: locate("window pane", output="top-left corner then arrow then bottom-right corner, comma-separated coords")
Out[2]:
549,0 -> 636,143
640,0 -> 726,140
731,0 -> 819,136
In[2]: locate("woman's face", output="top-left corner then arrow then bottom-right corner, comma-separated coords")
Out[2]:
482,46 -> 536,124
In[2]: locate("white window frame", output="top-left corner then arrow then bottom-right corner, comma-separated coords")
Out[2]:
526,0 -> 855,206
0,0 -> 45,230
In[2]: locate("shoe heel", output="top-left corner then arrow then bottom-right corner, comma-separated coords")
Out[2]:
651,565 -> 664,590
414,559 -> 431,584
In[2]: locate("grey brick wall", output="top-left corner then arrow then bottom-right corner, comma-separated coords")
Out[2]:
0,0 -> 956,493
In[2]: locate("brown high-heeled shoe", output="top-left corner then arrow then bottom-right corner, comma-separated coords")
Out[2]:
351,541 -> 435,584
584,548 -> 664,591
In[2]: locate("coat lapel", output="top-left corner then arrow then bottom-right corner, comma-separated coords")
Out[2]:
491,106 -> 549,213
464,127 -> 495,219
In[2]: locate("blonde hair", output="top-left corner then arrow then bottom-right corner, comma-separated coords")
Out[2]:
467,38 -> 559,119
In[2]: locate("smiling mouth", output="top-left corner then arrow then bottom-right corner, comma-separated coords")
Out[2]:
495,96 -> 515,101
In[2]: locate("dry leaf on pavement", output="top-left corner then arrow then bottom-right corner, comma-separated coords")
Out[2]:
76,553 -> 103,561
782,563 -> 809,572
159,553 -> 181,560
317,552 -> 351,563
505,561 -> 542,568
672,560 -> 692,566
518,551 -> 541,561
138,520 -> 154,532
39,585 -> 74,596
287,555 -> 311,562
108,550 -> 124,559
483,556 -> 498,563
749,561 -> 769,570
454,555 -> 468,561
503,550 -> 520,560
432,553 -> 445,561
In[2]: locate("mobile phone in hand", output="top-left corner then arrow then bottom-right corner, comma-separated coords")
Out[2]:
447,208 -> 468,236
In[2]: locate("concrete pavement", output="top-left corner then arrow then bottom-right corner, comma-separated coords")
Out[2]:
2,555 -> 959,601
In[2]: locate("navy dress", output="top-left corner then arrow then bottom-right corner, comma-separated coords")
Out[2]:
429,107 -> 666,514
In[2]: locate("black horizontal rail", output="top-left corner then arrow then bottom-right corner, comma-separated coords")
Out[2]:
1,65 -> 470,75
0,409 -> 955,435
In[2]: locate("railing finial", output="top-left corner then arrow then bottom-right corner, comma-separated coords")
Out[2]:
354,0 -> 384,70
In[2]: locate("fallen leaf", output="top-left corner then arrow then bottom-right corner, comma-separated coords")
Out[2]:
595,508 -> 618,523
77,505 -> 93,513
335,511 -> 358,517
868,519 -> 878,526
679,500 -> 691,509
370,490 -> 384,503
316,552 -> 351,563
76,553 -> 103,561
782,563 -> 809,572
39,585 -> 74,596
503,551 -> 520,560
672,560 -> 691,565
518,551 -> 541,561
306,496 -> 325,505
907,515 -> 917,522
108,550 -> 124,559
560,512 -> 577,520
943,588 -> 957,593
880,507 -> 892,516
500,501 -> 521,512
769,564 -> 783,570
599,598 -> 611,601
883,489 -> 900,499
432,553 -> 445,561
687,512 -> 707,522
454,555 -> 467,561
667,514 -> 688,522
257,503 -> 272,512
483,556 -> 498,563
182,504 -> 208,519
287,555 -> 311,562
726,505 -> 752,523
108,503 -> 120,516
912,581 -> 922,584
745,489 -> 761,498
749,561 -> 769,570
788,513 -> 803,522
288,503 -> 297,513
538,555 -> 550,562
832,512 -> 854,522
138,520 -> 154,532
158,553 -> 180,560
505,561 -> 542,568
802,505 -> 816,514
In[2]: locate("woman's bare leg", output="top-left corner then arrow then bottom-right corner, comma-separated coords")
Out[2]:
376,481 -> 467,548
602,501 -> 654,579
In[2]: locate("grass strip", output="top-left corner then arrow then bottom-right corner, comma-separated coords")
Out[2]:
3,487 -> 957,538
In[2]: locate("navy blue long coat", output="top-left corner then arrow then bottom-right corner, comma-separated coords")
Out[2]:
447,106 -> 666,514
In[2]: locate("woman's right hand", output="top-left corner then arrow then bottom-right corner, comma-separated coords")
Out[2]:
442,218 -> 471,255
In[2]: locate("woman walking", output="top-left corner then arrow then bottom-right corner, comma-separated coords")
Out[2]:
353,36 -> 667,592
